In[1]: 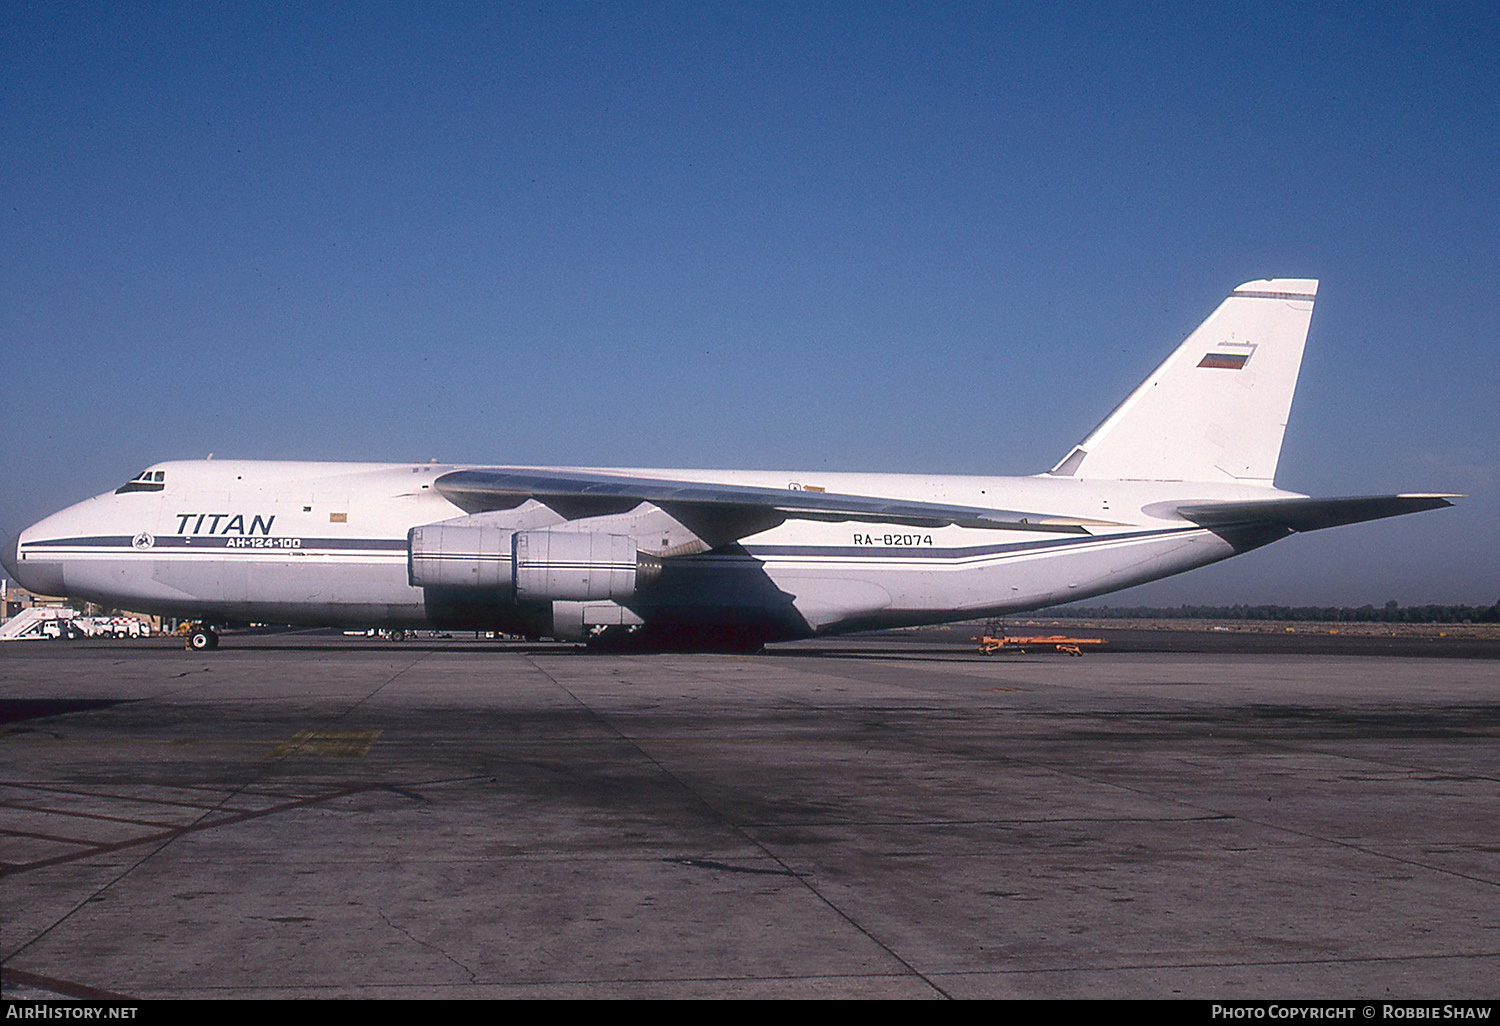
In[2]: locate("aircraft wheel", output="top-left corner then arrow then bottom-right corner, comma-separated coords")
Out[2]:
187,627 -> 219,651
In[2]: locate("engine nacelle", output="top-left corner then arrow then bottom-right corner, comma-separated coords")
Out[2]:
409,522 -> 661,602
514,529 -> 661,602
408,523 -> 514,591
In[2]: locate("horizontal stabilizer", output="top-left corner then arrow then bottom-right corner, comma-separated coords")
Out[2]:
1178,494 -> 1457,533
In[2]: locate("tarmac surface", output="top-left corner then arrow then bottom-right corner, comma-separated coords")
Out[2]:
2,630 -> 1498,999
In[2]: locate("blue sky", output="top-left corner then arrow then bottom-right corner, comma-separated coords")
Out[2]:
3,2 -> 1496,605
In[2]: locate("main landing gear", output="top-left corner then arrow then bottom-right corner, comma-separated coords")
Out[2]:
184,625 -> 220,651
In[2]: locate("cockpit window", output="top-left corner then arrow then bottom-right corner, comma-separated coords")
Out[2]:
115,470 -> 165,494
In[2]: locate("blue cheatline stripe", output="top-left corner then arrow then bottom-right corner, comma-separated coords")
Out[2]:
734,525 -> 1198,561
518,563 -> 637,571
22,525 -> 1204,562
416,553 -> 512,561
23,536 -> 135,547
24,536 -> 409,551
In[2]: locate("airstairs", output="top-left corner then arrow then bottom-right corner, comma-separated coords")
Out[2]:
0,606 -> 82,641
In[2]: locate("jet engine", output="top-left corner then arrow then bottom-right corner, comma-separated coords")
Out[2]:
408,523 -> 661,602
513,529 -> 661,601
407,522 -> 514,590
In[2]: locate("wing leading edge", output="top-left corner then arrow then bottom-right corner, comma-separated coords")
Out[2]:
434,468 -> 1095,544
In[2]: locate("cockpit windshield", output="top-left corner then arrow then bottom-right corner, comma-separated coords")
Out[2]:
115,469 -> 165,494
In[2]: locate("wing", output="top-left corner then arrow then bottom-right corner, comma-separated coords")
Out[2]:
434,467 -> 1093,549
1178,494 -> 1457,532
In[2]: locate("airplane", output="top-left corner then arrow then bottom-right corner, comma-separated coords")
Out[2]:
2,279 -> 1456,652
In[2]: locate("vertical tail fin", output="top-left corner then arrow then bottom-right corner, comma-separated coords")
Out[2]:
1048,279 -> 1317,485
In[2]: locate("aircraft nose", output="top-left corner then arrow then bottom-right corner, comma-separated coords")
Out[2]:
4,512 -> 73,598
0,532 -> 19,583
2,527 -> 64,597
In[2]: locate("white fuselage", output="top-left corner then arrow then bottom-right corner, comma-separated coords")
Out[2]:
8,459 -> 1297,640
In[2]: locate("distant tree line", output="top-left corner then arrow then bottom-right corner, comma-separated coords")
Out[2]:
1054,600 -> 1500,624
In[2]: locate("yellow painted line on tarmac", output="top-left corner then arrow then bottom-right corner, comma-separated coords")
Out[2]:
269,729 -> 382,758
